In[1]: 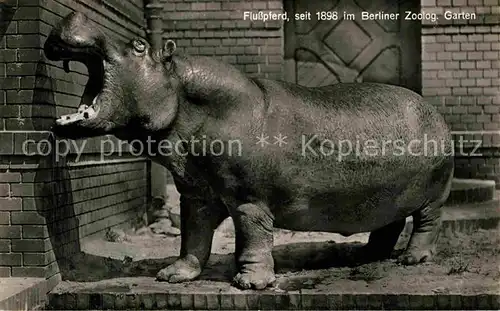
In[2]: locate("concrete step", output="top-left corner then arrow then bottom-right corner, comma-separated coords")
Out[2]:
401,198 -> 500,237
0,278 -> 47,311
447,178 -> 496,205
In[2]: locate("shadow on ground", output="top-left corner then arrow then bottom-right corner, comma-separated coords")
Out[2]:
56,241 -> 385,283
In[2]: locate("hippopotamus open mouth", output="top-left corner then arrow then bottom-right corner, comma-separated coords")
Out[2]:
44,12 -> 179,139
44,12 -> 111,130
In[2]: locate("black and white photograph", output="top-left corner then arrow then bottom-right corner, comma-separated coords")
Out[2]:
0,0 -> 499,310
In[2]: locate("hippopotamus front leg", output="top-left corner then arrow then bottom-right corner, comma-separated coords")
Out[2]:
156,194 -> 228,283
230,202 -> 276,290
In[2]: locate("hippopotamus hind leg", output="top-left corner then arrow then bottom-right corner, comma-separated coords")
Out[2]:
398,162 -> 454,265
362,219 -> 407,262
398,200 -> 442,264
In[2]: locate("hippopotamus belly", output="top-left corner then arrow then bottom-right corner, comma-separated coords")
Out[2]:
271,182 -> 430,234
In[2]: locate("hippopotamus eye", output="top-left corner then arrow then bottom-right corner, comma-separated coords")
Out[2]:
132,39 -> 146,54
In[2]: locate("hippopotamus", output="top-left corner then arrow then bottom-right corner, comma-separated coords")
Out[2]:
44,12 -> 454,290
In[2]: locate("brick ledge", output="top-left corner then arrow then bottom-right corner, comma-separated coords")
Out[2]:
0,277 -> 47,311
47,291 -> 500,310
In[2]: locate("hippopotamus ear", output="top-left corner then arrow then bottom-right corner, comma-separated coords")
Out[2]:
162,39 -> 176,62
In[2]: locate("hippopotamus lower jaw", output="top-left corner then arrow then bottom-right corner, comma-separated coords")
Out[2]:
51,53 -> 105,132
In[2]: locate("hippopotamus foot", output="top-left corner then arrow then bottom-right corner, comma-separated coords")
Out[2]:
359,219 -> 406,263
398,201 -> 441,265
231,202 -> 275,290
156,195 -> 228,283
156,255 -> 201,282
233,265 -> 276,290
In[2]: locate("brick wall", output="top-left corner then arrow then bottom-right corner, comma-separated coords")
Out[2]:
156,0 -> 284,80
421,0 -> 500,184
0,0 -> 148,287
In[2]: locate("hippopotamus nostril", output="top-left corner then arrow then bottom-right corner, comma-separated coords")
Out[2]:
132,39 -> 146,53
66,11 -> 88,25
83,112 -> 89,119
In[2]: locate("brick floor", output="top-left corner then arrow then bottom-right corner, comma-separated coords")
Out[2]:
47,290 -> 500,310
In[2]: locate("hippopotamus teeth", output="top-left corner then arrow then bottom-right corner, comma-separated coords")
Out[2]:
78,105 -> 89,113
56,106 -> 98,125
81,105 -> 97,117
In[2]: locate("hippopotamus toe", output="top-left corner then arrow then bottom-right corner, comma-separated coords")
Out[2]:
233,270 -> 277,290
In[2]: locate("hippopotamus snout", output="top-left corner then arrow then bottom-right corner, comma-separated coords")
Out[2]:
43,12 -> 115,65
